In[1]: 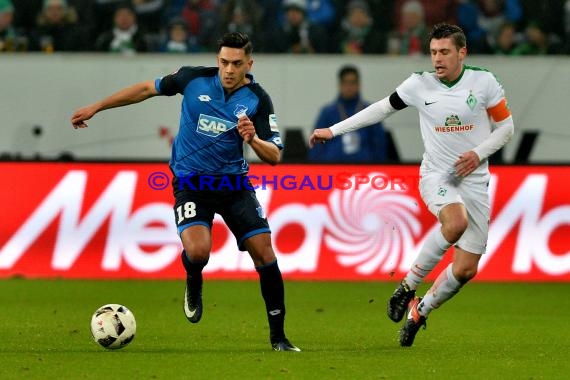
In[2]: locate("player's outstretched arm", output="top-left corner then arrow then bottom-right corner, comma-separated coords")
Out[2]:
308,96 -> 399,148
71,80 -> 158,129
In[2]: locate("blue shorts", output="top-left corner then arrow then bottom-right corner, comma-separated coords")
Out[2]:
172,175 -> 270,251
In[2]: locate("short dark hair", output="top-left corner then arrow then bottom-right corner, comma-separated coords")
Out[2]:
429,23 -> 466,49
338,65 -> 360,82
217,32 -> 253,55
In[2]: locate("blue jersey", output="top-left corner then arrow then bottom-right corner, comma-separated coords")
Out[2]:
155,66 -> 283,176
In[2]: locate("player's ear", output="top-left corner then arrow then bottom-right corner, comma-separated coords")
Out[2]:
459,46 -> 467,59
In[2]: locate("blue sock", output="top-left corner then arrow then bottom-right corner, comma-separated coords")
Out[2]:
256,260 -> 286,342
181,250 -> 207,291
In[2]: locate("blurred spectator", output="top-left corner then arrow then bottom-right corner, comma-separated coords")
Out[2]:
260,0 -> 281,29
272,0 -> 337,32
493,21 -> 521,54
457,0 -> 491,53
131,0 -> 164,33
93,0 -> 126,40
520,0 -> 566,49
512,21 -> 564,54
393,0 -> 456,29
160,16 -> 201,52
305,0 -> 336,30
12,0 -> 42,32
29,0 -> 87,52
387,0 -> 428,55
218,0 -> 263,50
334,0 -> 387,54
95,3 -> 148,53
366,0 -> 397,32
478,0 -> 522,47
68,0 -> 97,45
263,0 -> 330,53
13,0 -> 94,45
458,0 -> 523,54
0,0 -> 27,51
309,65 -> 387,163
178,0 -> 219,51
164,0 -> 186,20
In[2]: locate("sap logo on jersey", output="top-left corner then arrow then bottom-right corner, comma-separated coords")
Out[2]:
197,114 -> 233,137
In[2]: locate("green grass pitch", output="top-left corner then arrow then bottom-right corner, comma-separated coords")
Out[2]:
0,279 -> 568,379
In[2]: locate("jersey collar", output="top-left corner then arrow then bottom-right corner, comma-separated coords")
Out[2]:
218,73 -> 256,101
439,65 -> 465,88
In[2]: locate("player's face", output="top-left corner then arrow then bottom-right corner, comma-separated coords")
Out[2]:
339,73 -> 360,100
217,47 -> 253,93
430,38 -> 466,82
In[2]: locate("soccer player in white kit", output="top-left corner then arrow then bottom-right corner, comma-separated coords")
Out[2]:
309,23 -> 514,347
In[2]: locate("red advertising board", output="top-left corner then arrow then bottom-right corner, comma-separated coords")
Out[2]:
0,162 -> 568,281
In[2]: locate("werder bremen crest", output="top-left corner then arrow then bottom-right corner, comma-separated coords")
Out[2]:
466,91 -> 477,111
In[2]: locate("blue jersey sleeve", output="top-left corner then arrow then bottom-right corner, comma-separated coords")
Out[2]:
156,66 -> 216,96
250,86 -> 283,150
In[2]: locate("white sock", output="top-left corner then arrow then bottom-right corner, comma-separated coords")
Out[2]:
418,263 -> 462,317
404,228 -> 451,290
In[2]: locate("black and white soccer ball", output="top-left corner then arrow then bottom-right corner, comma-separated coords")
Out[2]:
90,304 -> 136,349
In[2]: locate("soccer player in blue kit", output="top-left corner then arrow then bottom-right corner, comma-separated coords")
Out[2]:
71,32 -> 300,352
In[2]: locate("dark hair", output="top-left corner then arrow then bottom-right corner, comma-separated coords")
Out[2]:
217,32 -> 253,55
429,23 -> 466,49
114,1 -> 135,13
338,65 -> 359,82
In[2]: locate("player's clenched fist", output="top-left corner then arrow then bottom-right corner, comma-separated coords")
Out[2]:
309,128 -> 333,147
237,115 -> 255,143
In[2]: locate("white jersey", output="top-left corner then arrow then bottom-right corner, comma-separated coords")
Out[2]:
396,65 -> 506,178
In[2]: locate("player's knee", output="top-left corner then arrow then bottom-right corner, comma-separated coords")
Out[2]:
243,234 -> 276,265
443,218 -> 468,242
251,247 -> 276,266
183,241 -> 211,261
455,266 -> 477,284
247,244 -> 276,266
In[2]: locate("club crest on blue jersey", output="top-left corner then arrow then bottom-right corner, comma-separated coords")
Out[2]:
234,104 -> 248,118
197,114 -> 234,137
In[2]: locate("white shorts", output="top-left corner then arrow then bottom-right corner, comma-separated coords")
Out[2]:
419,172 -> 490,254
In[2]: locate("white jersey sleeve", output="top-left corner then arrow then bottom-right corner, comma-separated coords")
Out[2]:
484,72 -> 506,110
395,73 -> 423,108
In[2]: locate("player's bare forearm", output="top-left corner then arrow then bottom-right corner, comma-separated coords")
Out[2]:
71,80 -> 158,129
249,137 -> 281,165
98,80 -> 158,110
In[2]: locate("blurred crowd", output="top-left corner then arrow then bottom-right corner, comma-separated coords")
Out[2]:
1,0 -> 569,54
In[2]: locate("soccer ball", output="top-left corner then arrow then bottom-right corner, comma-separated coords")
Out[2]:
90,304 -> 136,349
